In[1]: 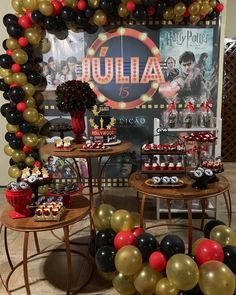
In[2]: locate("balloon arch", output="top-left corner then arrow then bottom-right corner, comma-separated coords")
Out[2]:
0,0 -> 224,178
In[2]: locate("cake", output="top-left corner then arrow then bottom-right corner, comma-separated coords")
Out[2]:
89,105 -> 117,143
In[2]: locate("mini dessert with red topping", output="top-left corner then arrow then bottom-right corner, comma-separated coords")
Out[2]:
144,160 -> 151,171
141,141 -> 185,152
142,143 -> 151,151
176,162 -> 183,170
168,162 -> 175,171
34,201 -> 65,221
54,138 -> 64,149
152,162 -> 159,170
81,140 -> 107,151
184,132 -> 217,143
160,162 -> 167,171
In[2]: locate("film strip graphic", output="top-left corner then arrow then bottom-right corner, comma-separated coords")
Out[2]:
54,178 -> 129,187
108,20 -> 217,27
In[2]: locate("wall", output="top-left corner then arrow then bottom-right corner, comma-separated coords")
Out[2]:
0,0 -> 231,185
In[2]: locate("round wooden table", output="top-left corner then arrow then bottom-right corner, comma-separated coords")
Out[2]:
0,196 -> 92,295
129,171 -> 231,252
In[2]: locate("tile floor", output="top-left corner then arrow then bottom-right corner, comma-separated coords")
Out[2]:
0,162 -> 235,295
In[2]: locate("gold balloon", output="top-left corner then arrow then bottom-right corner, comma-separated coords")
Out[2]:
6,38 -> 20,50
8,165 -> 22,179
112,272 -> 136,295
25,28 -> 41,46
12,72 -> 28,86
0,68 -> 11,78
38,185 -> 49,195
200,2 -> 211,15
111,209 -> 133,232
25,156 -> 35,166
4,144 -> 15,156
38,1 -> 53,16
12,0 -> 25,13
174,3 -> 186,16
12,150 -> 26,163
23,107 -> 39,123
24,96 -> 36,108
166,254 -> 199,291
134,264 -> 159,295
40,38 -> 51,53
32,113 -> 47,127
210,225 -> 236,247
192,238 -> 208,256
115,245 -> 142,276
88,0 -> 100,9
173,15 -> 183,24
155,278 -> 179,295
6,123 -> 20,133
199,261 -> 235,295
189,15 -> 200,24
188,3 -> 200,15
22,133 -> 38,147
130,212 -> 141,228
23,83 -> 35,97
12,49 -> 28,65
118,3 -> 129,18
93,9 -> 107,26
23,0 -> 39,10
64,0 -> 77,8
163,7 -> 175,21
98,269 -> 117,281
4,74 -> 14,85
35,135 -> 46,148
209,0 -> 216,8
92,204 -> 115,230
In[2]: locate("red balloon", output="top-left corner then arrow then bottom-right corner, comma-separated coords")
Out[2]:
195,239 -> 224,265
10,83 -> 18,88
22,145 -> 33,154
18,37 -> 29,47
15,131 -> 24,139
34,161 -> 42,168
11,64 -> 21,73
18,16 -> 32,29
147,5 -> 155,16
51,0 -> 63,14
17,102 -> 27,112
132,227 -> 145,238
25,11 -> 33,22
6,49 -> 13,56
126,1 -> 136,12
149,251 -> 167,272
114,231 -> 136,250
215,3 -> 224,13
77,0 -> 88,10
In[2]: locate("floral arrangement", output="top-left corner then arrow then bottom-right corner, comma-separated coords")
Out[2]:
55,80 -> 97,113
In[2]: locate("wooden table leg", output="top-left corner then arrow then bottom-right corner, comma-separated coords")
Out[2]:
187,200 -> 193,253
4,227 -> 13,270
223,190 -> 232,226
33,232 -> 40,253
200,199 -> 206,230
140,194 -> 146,228
87,158 -> 94,234
23,232 -> 31,295
63,226 -> 72,295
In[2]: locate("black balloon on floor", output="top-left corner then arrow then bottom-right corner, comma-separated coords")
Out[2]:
223,245 -> 236,274
96,229 -> 116,249
203,220 -> 225,238
95,246 -> 116,273
136,233 -> 158,261
160,234 -> 185,259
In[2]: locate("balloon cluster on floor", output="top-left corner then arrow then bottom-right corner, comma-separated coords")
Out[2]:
91,204 -> 236,295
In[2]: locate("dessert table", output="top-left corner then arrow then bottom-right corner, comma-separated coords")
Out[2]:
0,196 -> 92,295
129,171 -> 231,252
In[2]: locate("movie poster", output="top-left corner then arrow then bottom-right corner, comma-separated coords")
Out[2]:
40,24 -> 220,184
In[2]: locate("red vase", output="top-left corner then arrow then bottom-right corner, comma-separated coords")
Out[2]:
70,111 -> 85,143
6,187 -> 32,219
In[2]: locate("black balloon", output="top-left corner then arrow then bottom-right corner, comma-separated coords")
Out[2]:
61,7 -> 76,22
1,103 -> 12,117
5,132 -> 16,142
100,0 -> 115,14
8,86 -> 25,103
85,24 -> 99,34
136,233 -> 158,261
223,245 -> 236,274
180,284 -> 203,295
0,79 -> 9,91
55,15 -> 67,31
6,111 -> 23,125
0,54 -> 13,69
88,236 -> 97,257
75,12 -> 88,26
166,0 -> 178,5
96,229 -> 116,249
207,10 -> 220,20
133,5 -> 147,21
21,122 -> 33,133
155,2 -> 167,17
203,220 -> 225,238
7,23 -> 23,38
27,71 -> 42,85
9,158 -> 17,166
182,0 -> 193,5
9,138 -> 23,149
3,90 -> 10,101
95,246 -> 116,273
31,10 -> 45,23
28,150 -> 40,160
23,45 -> 34,57
3,14 -> 18,27
44,16 -> 58,31
85,8 -> 95,18
17,161 -> 27,170
143,0 -> 155,7
21,63 -> 33,75
160,234 -> 185,259
2,39 -> 8,51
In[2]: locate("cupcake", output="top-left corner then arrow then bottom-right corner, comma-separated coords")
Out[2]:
144,161 -> 151,170
152,162 -> 159,170
160,162 -> 166,171
176,162 -> 183,170
168,162 -> 175,171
